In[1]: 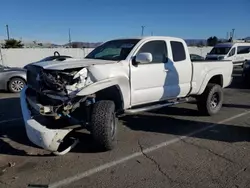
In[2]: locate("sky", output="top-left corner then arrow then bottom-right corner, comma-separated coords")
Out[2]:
0,0 -> 249,44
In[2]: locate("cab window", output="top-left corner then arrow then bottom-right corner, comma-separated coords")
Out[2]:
136,40 -> 168,63
170,41 -> 186,62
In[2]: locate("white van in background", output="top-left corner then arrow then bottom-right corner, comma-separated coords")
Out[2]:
206,43 -> 250,66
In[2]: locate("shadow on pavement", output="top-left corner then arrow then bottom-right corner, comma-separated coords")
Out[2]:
155,105 -> 199,117
121,113 -> 250,143
0,96 -> 43,156
0,97 -> 35,156
228,68 -> 249,89
0,97 -> 52,157
223,103 -> 250,109
0,90 -> 10,93
0,97 -> 22,120
0,125 -> 37,156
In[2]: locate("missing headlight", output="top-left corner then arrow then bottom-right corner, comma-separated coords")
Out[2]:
41,68 -> 85,92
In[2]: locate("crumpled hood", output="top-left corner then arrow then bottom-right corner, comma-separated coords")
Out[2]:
32,58 -> 118,70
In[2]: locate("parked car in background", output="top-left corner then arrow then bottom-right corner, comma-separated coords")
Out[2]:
0,64 -> 27,93
0,52 -> 74,93
206,42 -> 250,66
190,54 -> 205,61
242,60 -> 250,84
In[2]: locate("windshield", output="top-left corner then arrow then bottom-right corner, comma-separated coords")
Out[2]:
209,47 -> 231,55
85,39 -> 140,61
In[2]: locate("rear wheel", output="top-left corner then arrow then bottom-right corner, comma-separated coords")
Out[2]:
196,83 -> 223,116
8,78 -> 26,93
90,100 -> 117,151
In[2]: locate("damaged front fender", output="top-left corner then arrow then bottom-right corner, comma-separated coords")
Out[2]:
20,87 -> 78,155
75,76 -> 130,109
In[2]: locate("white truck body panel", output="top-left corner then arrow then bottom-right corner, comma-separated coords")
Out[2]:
191,61 -> 233,95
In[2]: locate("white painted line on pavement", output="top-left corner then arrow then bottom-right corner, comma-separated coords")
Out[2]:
49,110 -> 250,188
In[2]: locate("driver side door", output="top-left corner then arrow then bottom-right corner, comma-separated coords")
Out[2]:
130,40 -> 170,106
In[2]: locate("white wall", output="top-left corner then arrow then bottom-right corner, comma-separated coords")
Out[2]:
0,47 -> 213,67
0,48 -> 94,67
188,47 -> 212,57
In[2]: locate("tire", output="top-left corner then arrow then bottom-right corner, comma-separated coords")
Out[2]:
8,78 -> 26,93
196,83 -> 223,116
90,100 -> 117,151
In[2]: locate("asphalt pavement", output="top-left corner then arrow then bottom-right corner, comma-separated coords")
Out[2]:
0,68 -> 250,188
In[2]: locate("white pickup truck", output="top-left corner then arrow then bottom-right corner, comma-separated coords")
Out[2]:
21,36 -> 233,155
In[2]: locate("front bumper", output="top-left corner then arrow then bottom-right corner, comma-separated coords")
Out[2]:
20,86 -> 78,155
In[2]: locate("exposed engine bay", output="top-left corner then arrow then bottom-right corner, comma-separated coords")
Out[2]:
25,64 -> 94,119
41,69 -> 80,92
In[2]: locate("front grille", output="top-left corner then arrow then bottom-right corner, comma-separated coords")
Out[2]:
26,65 -> 43,90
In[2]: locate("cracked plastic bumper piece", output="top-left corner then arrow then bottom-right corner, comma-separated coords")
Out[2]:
20,86 -> 78,155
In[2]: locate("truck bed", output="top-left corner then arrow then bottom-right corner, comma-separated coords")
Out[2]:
191,60 -> 233,95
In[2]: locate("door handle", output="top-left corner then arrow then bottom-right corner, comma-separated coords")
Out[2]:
163,69 -> 169,72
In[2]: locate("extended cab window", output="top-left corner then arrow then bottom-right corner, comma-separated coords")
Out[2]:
170,41 -> 186,62
137,41 -> 167,63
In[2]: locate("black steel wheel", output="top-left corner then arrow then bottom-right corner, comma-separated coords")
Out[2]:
196,83 -> 223,116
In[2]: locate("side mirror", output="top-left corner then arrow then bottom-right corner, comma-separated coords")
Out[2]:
135,53 -> 153,64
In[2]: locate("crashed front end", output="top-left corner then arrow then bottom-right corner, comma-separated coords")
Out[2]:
20,65 -> 94,155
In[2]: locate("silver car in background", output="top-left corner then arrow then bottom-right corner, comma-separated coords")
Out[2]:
0,51 -> 73,93
0,64 -> 27,93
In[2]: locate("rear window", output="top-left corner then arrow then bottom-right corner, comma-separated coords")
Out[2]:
237,46 -> 250,54
170,41 -> 186,62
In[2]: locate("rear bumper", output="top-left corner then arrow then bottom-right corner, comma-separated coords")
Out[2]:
20,86 -> 78,155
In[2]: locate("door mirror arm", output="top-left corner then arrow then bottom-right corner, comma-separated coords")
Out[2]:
132,56 -> 139,66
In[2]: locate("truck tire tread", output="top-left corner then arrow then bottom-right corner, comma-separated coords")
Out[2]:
196,83 -> 223,116
90,100 -> 117,151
